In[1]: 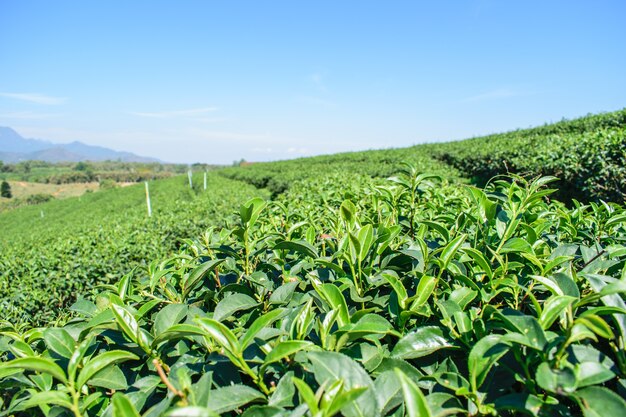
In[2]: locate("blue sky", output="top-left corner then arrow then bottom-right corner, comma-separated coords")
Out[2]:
0,1 -> 625,164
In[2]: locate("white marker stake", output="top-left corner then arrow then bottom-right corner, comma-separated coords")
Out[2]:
188,170 -> 193,188
145,181 -> 152,217
204,172 -> 207,190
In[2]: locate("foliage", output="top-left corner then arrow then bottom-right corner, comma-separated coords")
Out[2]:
1,109 -> 626,416
0,174 -> 265,325
0,161 -> 214,184
219,147 -> 459,198
2,170 -> 625,416
24,194 -> 55,205
0,180 -> 11,198
435,109 -> 626,203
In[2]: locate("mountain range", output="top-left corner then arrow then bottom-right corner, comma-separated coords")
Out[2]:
0,127 -> 159,163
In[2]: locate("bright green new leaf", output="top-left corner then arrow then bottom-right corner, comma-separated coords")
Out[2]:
112,392 -> 141,417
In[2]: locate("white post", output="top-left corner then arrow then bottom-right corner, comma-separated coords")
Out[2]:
188,170 -> 193,188
145,181 -> 152,217
204,171 -> 207,190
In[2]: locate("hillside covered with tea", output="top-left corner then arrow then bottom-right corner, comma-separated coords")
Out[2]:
1,109 -> 625,417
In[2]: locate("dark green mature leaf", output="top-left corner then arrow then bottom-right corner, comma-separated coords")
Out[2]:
500,237 -> 533,254
461,247 -> 493,280
448,287 -> 477,310
307,351 -> 373,389
70,298 -> 98,317
89,364 -> 129,390
269,281 -> 299,305
17,391 -> 74,411
374,371 -> 403,415
152,323 -> 206,346
494,393 -> 545,416
395,369 -> 432,417
241,406 -> 289,417
240,308 -> 285,350
269,371 -> 295,408
3,357 -> 67,384
183,259 -> 226,297
468,335 -> 509,391
536,362 -> 577,394
274,240 -> 318,259
206,384 -> 264,414
576,362 -> 615,387
499,312 -> 548,351
263,340 -> 316,367
573,386 -> 626,417
342,313 -> 394,339
77,350 -> 139,388
154,304 -> 188,335
213,293 -> 258,322
392,326 -> 452,359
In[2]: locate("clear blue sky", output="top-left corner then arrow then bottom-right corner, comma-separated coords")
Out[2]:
1,1 -> 624,164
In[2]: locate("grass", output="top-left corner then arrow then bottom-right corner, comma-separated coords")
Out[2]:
0,181 -> 100,212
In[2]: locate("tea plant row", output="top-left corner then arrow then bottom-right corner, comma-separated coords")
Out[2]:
2,169 -> 625,416
0,174 -> 265,325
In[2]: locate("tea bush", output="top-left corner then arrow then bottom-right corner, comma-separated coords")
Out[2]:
2,170 -> 625,416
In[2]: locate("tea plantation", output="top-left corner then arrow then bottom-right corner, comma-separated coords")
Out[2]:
1,109 -> 625,416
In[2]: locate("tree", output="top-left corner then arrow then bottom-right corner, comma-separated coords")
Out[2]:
0,180 -> 12,198
74,161 -> 90,171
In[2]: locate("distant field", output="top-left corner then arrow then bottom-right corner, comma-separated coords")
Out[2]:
0,181 -> 99,211
4,180 -> 99,199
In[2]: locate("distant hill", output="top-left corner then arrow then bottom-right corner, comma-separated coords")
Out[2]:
0,126 -> 159,163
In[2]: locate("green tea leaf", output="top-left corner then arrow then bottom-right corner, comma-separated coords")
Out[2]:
206,384 -> 264,414
573,386 -> 626,417
263,340 -> 315,367
43,327 -> 75,359
394,369 -> 432,417
274,240 -> 318,259
213,293 -> 258,322
4,357 -> 67,384
468,335 -> 509,391
112,392 -> 141,417
240,308 -> 285,350
77,350 -> 139,388
154,304 -> 188,335
392,326 -> 452,359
